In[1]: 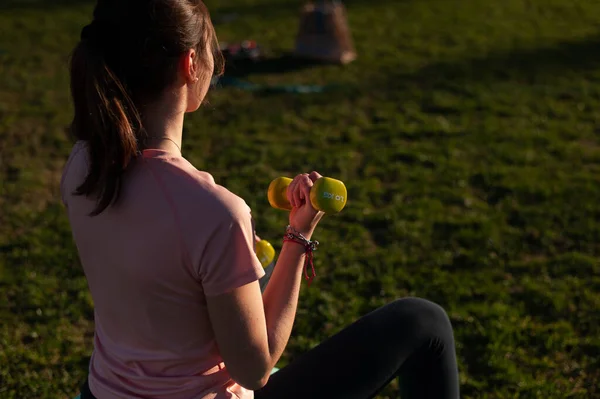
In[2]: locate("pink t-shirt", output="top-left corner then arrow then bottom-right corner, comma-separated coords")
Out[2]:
61,141 -> 265,399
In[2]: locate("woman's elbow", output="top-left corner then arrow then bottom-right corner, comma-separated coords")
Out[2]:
234,372 -> 270,391
229,365 -> 271,391
249,374 -> 271,390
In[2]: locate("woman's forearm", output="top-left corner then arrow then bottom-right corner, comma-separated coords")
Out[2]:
261,240 -> 309,369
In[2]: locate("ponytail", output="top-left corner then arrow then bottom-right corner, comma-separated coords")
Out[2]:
68,1 -> 223,216
69,40 -> 142,216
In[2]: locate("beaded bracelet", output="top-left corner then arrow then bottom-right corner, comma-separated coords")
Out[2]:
283,225 -> 319,287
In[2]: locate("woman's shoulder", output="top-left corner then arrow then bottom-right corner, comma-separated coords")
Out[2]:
60,140 -> 88,205
161,157 -> 252,222
62,140 -> 88,173
194,171 -> 249,214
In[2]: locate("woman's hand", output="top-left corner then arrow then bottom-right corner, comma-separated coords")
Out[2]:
286,171 -> 325,239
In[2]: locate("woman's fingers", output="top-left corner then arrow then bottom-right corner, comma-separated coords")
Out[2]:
287,173 -> 317,208
286,174 -> 301,207
308,171 -> 323,183
300,176 -> 313,207
294,174 -> 310,207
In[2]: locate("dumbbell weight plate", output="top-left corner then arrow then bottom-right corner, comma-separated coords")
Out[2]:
267,177 -> 293,210
310,177 -> 347,213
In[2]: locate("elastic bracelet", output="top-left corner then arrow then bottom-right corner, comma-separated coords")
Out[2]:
283,225 -> 319,287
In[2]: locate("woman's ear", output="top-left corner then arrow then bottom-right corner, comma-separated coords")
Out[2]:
180,48 -> 198,85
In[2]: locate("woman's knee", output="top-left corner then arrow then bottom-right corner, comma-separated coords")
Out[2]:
388,297 -> 454,340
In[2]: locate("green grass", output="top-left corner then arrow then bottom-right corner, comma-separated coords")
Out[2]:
1,0 -> 599,397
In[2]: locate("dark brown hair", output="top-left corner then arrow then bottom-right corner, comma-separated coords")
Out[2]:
69,0 -> 223,216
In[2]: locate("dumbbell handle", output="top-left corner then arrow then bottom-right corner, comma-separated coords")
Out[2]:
268,176 -> 347,214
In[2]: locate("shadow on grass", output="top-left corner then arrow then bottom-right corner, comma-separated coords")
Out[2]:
221,32 -> 600,104
378,33 -> 600,95
0,0 -> 93,11
457,329 -> 500,393
223,53 -> 323,78
1,0 -> 396,13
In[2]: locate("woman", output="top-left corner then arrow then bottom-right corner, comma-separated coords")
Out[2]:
62,1 -> 460,398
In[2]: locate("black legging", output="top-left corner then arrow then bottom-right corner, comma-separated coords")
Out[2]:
81,298 -> 459,398
255,297 -> 459,399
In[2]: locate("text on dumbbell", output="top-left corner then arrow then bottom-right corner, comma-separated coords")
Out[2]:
323,192 -> 345,202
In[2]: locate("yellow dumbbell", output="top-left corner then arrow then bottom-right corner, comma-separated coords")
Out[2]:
267,176 -> 347,214
256,239 -> 276,268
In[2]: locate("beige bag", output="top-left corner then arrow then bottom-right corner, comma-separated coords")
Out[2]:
294,1 -> 356,64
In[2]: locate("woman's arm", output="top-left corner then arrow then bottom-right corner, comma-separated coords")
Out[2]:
205,172 -> 323,390
206,241 -> 309,389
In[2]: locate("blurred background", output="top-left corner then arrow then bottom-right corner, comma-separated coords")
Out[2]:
0,0 -> 599,398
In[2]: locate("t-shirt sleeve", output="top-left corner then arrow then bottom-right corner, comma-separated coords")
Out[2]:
198,203 -> 266,296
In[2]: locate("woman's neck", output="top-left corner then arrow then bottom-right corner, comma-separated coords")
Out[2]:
140,89 -> 186,154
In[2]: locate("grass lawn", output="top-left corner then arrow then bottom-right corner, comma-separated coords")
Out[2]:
1,0 -> 599,397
